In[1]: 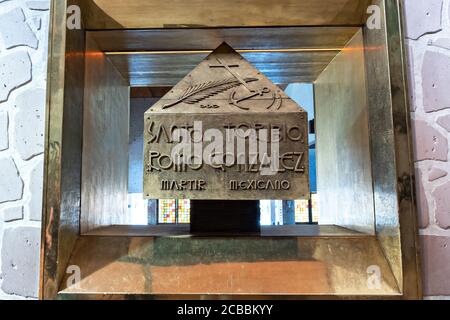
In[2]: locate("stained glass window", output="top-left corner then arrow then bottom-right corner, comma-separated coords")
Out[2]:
158,199 -> 190,224
158,199 -> 177,223
178,199 -> 191,223
158,197 -> 317,225
295,199 -> 310,223
294,193 -> 320,224
311,193 -> 320,223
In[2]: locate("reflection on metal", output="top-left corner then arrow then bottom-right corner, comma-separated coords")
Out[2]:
40,0 -> 85,300
143,43 -> 309,200
92,26 -> 361,86
80,36 -> 130,233
104,48 -> 344,55
364,0 -> 421,299
83,0 -> 371,29
59,235 -> 400,296
315,29 -> 375,234
106,50 -> 340,87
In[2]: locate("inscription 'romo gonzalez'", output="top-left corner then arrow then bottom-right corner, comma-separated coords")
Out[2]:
145,121 -> 304,174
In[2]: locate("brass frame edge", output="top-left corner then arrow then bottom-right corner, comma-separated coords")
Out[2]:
40,0 -> 67,300
387,0 -> 422,299
39,0 -> 422,300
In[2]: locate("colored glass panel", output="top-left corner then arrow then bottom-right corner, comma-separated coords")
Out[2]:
158,199 -> 177,223
311,193 -> 320,223
295,199 -> 309,223
178,199 -> 191,223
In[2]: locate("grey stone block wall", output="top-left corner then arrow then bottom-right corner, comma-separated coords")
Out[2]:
0,0 -> 49,299
403,0 -> 450,298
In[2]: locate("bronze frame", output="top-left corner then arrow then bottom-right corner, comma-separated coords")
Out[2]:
40,0 -> 421,299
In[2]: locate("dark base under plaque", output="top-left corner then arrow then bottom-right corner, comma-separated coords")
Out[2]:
190,200 -> 261,235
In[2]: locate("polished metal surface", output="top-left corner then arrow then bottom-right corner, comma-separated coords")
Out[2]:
40,0 -> 85,300
107,51 -> 340,87
143,43 -> 309,200
83,0 -> 371,29
89,27 -> 360,52
315,29 -> 375,234
80,35 -> 130,233
89,26 -> 360,86
363,0 -> 421,299
84,224 -> 364,237
59,235 -> 399,296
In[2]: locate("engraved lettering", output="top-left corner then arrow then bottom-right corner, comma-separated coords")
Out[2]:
281,180 -> 290,190
287,126 -> 302,141
157,154 -> 173,170
295,152 -> 305,172
148,151 -> 161,172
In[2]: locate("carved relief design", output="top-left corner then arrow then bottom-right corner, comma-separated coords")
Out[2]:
207,57 -> 283,110
162,77 -> 257,109
229,87 -> 283,110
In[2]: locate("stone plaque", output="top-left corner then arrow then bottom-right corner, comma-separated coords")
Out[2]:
143,43 -> 309,200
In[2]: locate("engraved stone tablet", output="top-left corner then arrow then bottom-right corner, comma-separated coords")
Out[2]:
143,43 -> 309,200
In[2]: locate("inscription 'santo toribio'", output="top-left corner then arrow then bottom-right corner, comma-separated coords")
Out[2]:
143,43 -> 309,200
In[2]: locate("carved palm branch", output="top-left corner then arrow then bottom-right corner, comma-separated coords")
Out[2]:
162,77 -> 258,109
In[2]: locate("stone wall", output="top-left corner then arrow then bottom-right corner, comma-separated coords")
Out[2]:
0,0 -> 49,299
403,0 -> 450,298
0,0 -> 449,299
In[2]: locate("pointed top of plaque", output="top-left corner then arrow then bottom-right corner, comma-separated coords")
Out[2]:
147,42 -> 306,114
